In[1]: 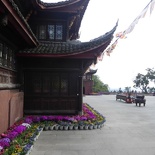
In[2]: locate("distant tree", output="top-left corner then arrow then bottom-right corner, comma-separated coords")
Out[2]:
148,87 -> 155,93
92,75 -> 109,93
133,73 -> 149,93
146,68 -> 155,83
124,87 -> 131,93
133,68 -> 155,93
146,68 -> 155,93
118,88 -> 123,93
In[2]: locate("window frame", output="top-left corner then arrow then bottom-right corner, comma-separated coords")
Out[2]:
0,41 -> 15,70
37,22 -> 65,41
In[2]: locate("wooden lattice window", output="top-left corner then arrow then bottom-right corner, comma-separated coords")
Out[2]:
61,73 -> 68,95
39,25 -> 46,40
0,69 -> 16,84
3,46 -> 8,67
0,41 -> 15,70
56,25 -> 63,40
48,25 -> 55,40
8,49 -> 12,68
38,24 -> 63,41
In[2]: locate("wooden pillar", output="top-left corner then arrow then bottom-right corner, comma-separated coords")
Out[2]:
78,60 -> 86,115
78,72 -> 83,115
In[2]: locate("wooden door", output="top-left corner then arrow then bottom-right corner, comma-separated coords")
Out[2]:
24,70 -> 80,115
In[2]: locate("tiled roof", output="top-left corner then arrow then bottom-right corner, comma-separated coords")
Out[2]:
18,23 -> 117,55
86,69 -> 97,75
8,0 -> 38,43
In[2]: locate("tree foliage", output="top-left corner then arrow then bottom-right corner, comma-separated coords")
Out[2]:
92,75 -> 109,93
146,68 -> 155,82
133,68 -> 155,93
124,87 -> 131,92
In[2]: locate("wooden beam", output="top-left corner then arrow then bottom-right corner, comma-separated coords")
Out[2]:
1,0 -> 38,46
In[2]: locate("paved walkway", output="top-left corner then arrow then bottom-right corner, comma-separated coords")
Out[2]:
30,95 -> 155,155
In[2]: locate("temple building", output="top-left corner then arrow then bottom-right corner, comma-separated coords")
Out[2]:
83,69 -> 97,95
0,0 -> 117,133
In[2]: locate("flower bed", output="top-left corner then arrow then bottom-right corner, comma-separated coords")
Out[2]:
0,103 -> 105,155
36,103 -> 106,131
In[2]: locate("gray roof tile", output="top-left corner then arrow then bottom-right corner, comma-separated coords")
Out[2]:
18,23 -> 117,56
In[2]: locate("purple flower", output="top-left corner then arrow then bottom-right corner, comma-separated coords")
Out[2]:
0,138 -> 10,143
67,117 -> 75,122
80,116 -> 87,121
74,115 -> 81,121
87,114 -> 96,119
0,140 -> 10,147
14,125 -> 26,134
63,116 -> 70,121
23,144 -> 33,152
40,116 -> 48,121
6,131 -> 19,140
47,116 -> 56,120
55,116 -> 63,121
24,118 -> 33,124
32,116 -> 40,122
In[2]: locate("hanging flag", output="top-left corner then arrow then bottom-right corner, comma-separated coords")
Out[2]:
105,39 -> 118,56
150,0 -> 155,14
105,47 -> 111,56
104,0 -> 155,56
125,23 -> 136,34
125,3 -> 150,34
106,52 -> 110,56
97,52 -> 104,61
140,5 -> 149,18
116,32 -> 123,38
116,32 -> 126,38
111,40 -> 118,49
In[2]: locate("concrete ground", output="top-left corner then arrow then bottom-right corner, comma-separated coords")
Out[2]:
30,95 -> 155,155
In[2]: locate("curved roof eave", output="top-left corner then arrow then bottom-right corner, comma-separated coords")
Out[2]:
17,22 -> 118,57
86,69 -> 98,75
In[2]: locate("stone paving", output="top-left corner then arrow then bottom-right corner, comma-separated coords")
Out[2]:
30,95 -> 155,155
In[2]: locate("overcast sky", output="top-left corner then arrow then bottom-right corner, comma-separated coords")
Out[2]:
42,0 -> 155,91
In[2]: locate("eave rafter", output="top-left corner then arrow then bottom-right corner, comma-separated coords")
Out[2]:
0,0 -> 38,46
